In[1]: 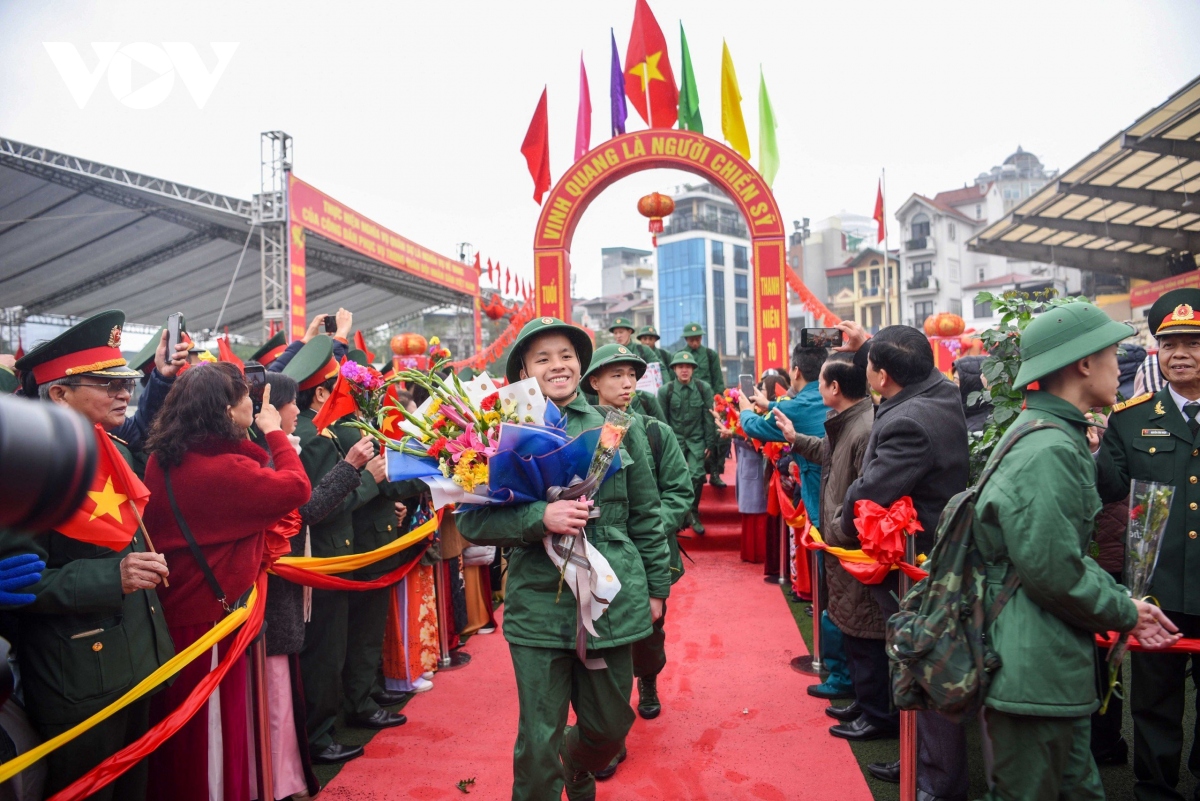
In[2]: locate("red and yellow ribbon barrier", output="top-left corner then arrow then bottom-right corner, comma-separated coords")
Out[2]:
269,511 -> 439,589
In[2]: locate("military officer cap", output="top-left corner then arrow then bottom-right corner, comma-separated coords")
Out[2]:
1148,288 -> 1200,338
282,335 -> 340,391
15,310 -> 141,386
682,322 -> 705,337
249,331 -> 288,365
636,325 -> 661,341
583,343 -> 647,382
1015,302 -> 1135,389
345,348 -> 369,366
669,350 -> 699,368
380,360 -> 396,379
130,326 -> 164,374
609,317 -> 636,333
506,316 -> 594,384
0,366 -> 17,395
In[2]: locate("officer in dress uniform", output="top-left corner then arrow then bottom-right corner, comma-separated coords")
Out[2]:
249,330 -> 288,367
1097,287 -> 1200,800
284,336 -> 401,767
608,318 -> 659,367
659,350 -> 718,535
680,322 -> 728,487
13,310 -> 185,800
636,325 -> 673,368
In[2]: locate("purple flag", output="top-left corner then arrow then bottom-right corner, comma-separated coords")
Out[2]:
610,28 -> 627,136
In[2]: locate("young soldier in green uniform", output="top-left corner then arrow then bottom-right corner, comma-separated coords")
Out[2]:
583,344 -> 693,781
659,350 -> 717,535
609,317 -> 659,366
14,310 -> 186,800
680,322 -> 728,486
636,325 -> 673,368
629,386 -> 666,423
284,337 -> 402,767
1095,288 -> 1200,799
457,317 -> 671,801
977,302 -> 1179,800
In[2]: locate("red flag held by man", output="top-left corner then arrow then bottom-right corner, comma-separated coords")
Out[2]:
380,383 -> 404,438
312,367 -> 359,432
353,331 -> 375,363
58,425 -> 149,551
624,0 -> 678,128
521,87 -> 551,205
873,180 -> 886,243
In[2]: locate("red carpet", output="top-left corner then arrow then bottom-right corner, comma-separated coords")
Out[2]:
322,479 -> 873,800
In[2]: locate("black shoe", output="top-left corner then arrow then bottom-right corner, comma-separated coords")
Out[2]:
867,759 -> 900,783
692,519 -> 706,535
349,709 -> 407,729
803,605 -> 814,616
829,716 -> 897,742
806,683 -> 855,700
1093,737 -> 1128,766
637,676 -> 661,719
372,689 -> 408,706
917,792 -> 961,801
310,743 -> 364,764
764,575 -> 781,584
594,747 -> 627,781
564,768 -> 596,801
825,701 -> 861,722
709,476 -> 727,487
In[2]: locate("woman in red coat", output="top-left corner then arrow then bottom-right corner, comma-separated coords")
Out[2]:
142,362 -> 311,801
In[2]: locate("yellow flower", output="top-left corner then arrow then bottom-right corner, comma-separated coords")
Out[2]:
916,553 -> 928,566
472,462 -> 489,486
439,460 -> 451,478
428,398 -> 443,415
430,336 -> 440,346
453,455 -> 479,491
483,411 -> 501,427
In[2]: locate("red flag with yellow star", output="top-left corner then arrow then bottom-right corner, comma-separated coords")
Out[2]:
624,0 -> 678,128
380,383 -> 405,439
57,425 -> 149,551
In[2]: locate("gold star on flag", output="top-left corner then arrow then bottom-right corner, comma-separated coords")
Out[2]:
629,51 -> 666,92
88,477 -> 128,523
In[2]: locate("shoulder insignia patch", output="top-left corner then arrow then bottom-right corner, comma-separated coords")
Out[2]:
106,432 -> 129,446
1111,393 -> 1154,414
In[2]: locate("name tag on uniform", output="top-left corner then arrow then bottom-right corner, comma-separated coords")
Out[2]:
1142,429 -> 1170,437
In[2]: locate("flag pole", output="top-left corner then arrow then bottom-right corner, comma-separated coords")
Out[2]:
127,499 -> 169,588
882,168 -> 892,327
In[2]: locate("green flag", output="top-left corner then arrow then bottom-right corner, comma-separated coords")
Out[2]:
678,23 -> 703,133
758,67 -> 779,186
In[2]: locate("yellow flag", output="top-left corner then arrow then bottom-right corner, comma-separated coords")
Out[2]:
720,40 -> 750,160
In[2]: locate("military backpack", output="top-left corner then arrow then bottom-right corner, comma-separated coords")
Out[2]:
886,420 -> 1065,721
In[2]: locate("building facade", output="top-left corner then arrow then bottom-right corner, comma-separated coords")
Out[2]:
601,246 -> 653,297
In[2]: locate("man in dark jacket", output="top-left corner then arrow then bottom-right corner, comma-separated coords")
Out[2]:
951,355 -> 992,433
839,323 -> 971,801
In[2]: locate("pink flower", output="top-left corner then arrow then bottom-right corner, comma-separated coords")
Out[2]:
446,428 -> 496,461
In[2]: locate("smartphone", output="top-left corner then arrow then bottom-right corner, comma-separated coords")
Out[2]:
167,312 -> 186,354
323,314 -> 337,334
800,327 -> 843,348
766,380 -> 779,401
738,374 -> 755,399
245,364 -> 266,415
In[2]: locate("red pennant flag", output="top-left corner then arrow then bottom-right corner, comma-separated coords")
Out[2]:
624,0 -> 678,128
216,337 -> 244,373
472,251 -> 481,277
311,367 -> 359,432
505,268 -> 511,296
487,258 -> 494,283
575,54 -> 592,161
15,335 -> 24,361
521,87 -> 551,205
353,331 -> 376,363
873,180 -> 886,243
58,425 -> 148,551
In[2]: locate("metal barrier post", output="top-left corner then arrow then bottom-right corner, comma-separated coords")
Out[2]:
433,559 -> 471,670
777,515 -> 790,587
899,537 -> 918,801
251,635 -> 274,801
790,521 -> 823,676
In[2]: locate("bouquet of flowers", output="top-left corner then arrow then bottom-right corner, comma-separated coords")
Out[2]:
1099,479 -> 1175,713
712,388 -> 744,439
312,359 -> 392,435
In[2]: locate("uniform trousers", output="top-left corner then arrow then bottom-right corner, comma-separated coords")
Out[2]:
981,709 -> 1103,801
841,633 -> 897,730
42,697 -> 151,801
508,643 -> 634,801
343,585 -> 389,720
1131,611 -> 1200,800
300,587 -> 348,752
632,602 -> 667,679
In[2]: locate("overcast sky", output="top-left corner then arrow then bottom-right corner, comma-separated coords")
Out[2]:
1,0 -> 1198,306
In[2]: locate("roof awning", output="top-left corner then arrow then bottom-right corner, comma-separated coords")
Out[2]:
969,76 -> 1200,282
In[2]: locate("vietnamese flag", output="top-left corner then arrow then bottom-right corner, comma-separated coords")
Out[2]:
380,383 -> 404,438
624,0 -> 678,129
353,330 -> 376,363
520,87 -> 551,205
58,425 -> 149,551
873,180 -> 886,243
312,367 -> 359,432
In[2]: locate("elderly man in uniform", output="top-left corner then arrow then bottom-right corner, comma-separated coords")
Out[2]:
637,325 -> 673,368
13,310 -> 186,800
1096,287 -> 1200,800
659,350 -> 718,536
680,322 -> 728,487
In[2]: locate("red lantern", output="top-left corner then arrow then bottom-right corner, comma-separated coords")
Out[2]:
482,292 -> 510,321
637,192 -> 675,246
391,333 -> 428,356
923,313 -> 965,338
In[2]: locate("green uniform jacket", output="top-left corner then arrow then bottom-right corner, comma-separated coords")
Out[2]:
654,346 -> 673,368
15,436 -> 174,728
631,390 -> 666,423
296,409 -> 379,558
641,416 -> 692,583
686,345 -> 725,394
975,393 -> 1137,717
457,394 -> 670,650
1097,386 -> 1200,615
658,379 -> 717,481
629,341 -> 661,367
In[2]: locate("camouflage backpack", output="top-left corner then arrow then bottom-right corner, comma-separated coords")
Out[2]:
886,420 -> 1064,721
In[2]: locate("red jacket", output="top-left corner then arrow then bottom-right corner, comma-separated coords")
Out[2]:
144,430 -> 310,627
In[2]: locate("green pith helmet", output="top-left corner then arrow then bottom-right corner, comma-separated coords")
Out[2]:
250,331 -> 288,365
15,309 -> 141,383
505,316 -> 593,384
682,322 -> 705,338
670,350 -> 699,368
346,349 -> 369,366
1014,302 -> 1135,389
636,325 -> 661,341
282,335 -> 339,390
582,343 -> 647,383
0,366 -> 16,394
609,317 -> 636,333
1148,288 -> 1200,338
130,326 -> 164,373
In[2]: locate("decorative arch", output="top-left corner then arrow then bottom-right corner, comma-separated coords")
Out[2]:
532,130 -> 798,374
